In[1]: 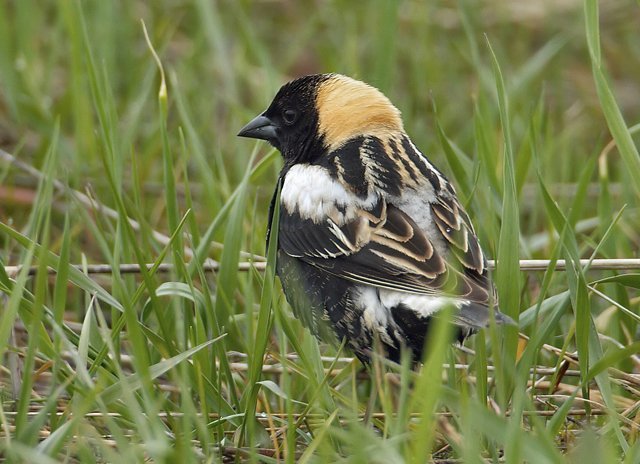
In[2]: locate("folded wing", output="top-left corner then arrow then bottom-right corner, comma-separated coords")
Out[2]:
279,195 -> 493,304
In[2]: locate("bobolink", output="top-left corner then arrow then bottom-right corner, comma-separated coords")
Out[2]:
239,73 -> 511,364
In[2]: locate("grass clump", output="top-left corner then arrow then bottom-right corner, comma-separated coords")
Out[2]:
1,0 -> 640,462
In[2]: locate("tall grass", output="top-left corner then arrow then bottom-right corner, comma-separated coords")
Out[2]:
1,0 -> 639,462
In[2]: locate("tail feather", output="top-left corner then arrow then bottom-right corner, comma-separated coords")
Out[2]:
452,301 -> 516,330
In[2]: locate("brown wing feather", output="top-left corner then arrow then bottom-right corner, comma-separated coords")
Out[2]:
431,197 -> 486,275
279,195 -> 492,303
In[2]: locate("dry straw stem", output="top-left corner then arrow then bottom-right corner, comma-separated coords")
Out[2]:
0,409 -> 614,423
4,258 -> 640,277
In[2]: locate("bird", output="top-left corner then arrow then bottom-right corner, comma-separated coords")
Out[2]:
238,73 -> 512,364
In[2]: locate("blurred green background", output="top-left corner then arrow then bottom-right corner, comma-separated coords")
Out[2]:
1,1 -> 640,462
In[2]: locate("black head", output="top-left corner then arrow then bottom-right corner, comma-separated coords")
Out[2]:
238,73 -> 403,164
238,74 -> 331,163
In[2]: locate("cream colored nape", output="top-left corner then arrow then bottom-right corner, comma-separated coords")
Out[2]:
315,74 -> 405,151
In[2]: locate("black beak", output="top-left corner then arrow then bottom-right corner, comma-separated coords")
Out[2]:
238,114 -> 278,141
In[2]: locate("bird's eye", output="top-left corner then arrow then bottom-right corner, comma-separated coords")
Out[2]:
282,109 -> 298,125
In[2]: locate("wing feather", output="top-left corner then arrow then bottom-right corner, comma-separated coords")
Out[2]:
432,196 -> 486,275
276,133 -> 494,305
279,194 -> 491,303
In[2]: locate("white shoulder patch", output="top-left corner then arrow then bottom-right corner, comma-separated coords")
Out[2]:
281,164 -> 377,223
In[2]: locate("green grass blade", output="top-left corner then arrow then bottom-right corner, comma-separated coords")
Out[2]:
486,36 -> 520,408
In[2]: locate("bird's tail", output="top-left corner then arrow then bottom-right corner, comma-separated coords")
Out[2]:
452,301 -> 517,330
